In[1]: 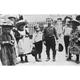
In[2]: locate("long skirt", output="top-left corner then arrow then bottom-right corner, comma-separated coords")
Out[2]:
1,45 -> 16,66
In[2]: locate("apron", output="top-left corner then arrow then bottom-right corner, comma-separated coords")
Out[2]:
18,30 -> 32,55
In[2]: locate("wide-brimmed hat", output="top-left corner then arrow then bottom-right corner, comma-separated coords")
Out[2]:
1,25 -> 14,28
8,16 -> 17,20
64,16 -> 72,21
69,20 -> 80,27
16,20 -> 27,27
0,19 -> 14,28
76,15 -> 80,21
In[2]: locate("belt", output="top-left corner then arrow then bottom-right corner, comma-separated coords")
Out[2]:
46,35 -> 54,38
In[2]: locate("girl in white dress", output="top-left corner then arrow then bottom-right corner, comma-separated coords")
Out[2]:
17,20 -> 32,62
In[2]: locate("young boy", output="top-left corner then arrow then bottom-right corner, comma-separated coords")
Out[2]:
32,24 -> 43,62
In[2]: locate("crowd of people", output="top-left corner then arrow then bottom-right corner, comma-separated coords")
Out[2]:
0,15 -> 80,65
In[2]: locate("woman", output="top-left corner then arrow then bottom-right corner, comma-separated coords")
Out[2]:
67,20 -> 80,64
1,24 -> 16,65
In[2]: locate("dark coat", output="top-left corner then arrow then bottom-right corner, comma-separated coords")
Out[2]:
1,31 -> 16,65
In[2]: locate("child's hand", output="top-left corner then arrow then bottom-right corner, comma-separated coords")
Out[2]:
32,44 -> 35,47
78,38 -> 80,41
44,41 -> 46,45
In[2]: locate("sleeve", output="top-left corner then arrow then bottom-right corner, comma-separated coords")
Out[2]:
10,30 -> 14,40
63,26 -> 65,35
53,27 -> 58,40
32,33 -> 35,43
42,28 -> 46,41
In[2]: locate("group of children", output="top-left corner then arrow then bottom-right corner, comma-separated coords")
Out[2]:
13,20 -> 43,63
1,15 -> 80,65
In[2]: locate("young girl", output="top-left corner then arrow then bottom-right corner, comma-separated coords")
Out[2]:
17,20 -> 32,63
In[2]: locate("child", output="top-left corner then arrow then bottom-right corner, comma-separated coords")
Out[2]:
17,20 -> 32,63
32,24 -> 43,62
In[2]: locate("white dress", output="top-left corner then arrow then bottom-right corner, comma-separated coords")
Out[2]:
18,30 -> 32,55
32,31 -> 43,43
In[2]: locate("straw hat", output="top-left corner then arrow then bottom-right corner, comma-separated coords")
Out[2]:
0,18 -> 14,28
16,20 -> 27,27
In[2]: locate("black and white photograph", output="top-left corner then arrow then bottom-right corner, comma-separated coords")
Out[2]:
0,14 -> 80,66
1,0 -> 80,80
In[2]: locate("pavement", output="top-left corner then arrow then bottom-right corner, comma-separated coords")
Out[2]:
0,37 -> 80,66
16,40 -> 80,66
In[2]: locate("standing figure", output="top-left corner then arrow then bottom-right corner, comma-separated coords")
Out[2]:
32,24 -> 43,62
1,22 -> 16,65
43,18 -> 58,61
55,18 -> 64,52
56,18 -> 63,38
17,20 -> 32,63
63,16 -> 72,56
8,16 -> 19,62
67,20 -> 80,64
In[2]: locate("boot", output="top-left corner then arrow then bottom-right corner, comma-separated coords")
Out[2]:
67,53 -> 71,61
46,54 -> 50,61
25,56 -> 28,62
75,55 -> 79,64
46,57 -> 50,61
67,57 -> 71,61
35,54 -> 40,62
20,56 -> 24,63
53,57 -> 56,62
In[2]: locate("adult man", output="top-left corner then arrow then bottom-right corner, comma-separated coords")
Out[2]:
43,18 -> 58,61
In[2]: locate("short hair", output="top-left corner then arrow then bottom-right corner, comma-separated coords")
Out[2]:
46,18 -> 53,22
57,18 -> 62,21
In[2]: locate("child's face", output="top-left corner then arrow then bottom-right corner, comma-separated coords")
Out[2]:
66,18 -> 70,24
35,27 -> 40,32
57,20 -> 62,24
19,25 -> 24,31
